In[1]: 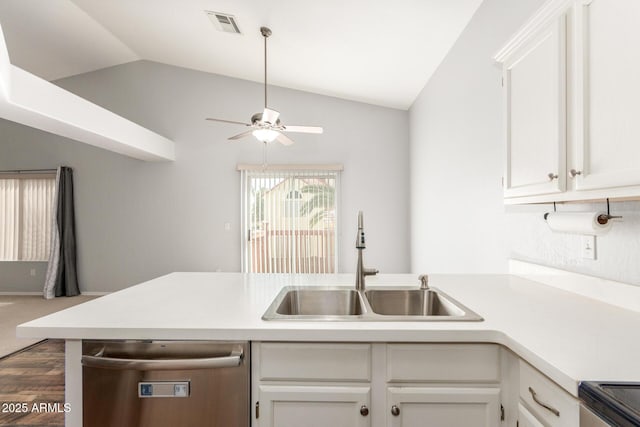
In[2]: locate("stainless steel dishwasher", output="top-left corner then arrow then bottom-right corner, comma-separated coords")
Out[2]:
82,340 -> 249,427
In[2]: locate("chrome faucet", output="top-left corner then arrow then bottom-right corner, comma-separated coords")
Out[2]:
355,211 -> 378,290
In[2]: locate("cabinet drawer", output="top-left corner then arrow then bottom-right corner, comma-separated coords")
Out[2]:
387,344 -> 500,383
519,360 -> 579,427
258,343 -> 371,381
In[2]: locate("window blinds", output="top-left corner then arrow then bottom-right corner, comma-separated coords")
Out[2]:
240,166 -> 341,274
0,177 -> 55,261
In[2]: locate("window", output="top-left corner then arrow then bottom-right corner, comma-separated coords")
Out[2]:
239,165 -> 342,273
0,174 -> 56,261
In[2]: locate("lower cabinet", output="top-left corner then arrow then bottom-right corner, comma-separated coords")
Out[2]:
518,403 -> 545,427
387,387 -> 501,427
258,385 -> 371,427
517,360 -> 579,427
252,342 -> 503,427
253,343 -> 582,427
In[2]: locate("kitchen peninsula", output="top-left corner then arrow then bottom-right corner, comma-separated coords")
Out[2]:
17,271 -> 640,427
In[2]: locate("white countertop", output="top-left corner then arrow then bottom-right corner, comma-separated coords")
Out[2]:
17,272 -> 640,397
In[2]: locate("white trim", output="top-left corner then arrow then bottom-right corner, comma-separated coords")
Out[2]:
236,163 -> 344,171
509,259 -> 640,313
493,0 -> 573,64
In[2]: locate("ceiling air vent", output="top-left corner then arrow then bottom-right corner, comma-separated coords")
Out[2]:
205,11 -> 241,34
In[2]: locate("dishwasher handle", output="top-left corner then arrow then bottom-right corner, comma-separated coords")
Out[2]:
82,346 -> 243,371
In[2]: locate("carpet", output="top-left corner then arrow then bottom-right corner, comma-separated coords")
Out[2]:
0,295 -> 96,358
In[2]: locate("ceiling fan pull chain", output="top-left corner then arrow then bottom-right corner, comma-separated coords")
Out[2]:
262,141 -> 268,168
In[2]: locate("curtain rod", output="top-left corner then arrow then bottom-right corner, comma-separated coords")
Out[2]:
0,168 -> 57,174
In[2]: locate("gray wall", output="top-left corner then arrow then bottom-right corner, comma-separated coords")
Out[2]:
0,60 -> 410,293
409,0 -> 640,285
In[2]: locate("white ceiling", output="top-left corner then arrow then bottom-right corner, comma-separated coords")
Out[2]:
0,0 -> 483,110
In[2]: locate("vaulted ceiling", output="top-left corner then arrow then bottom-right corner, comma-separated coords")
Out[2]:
0,0 -> 483,109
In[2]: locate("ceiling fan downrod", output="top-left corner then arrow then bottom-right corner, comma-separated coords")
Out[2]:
260,27 -> 272,109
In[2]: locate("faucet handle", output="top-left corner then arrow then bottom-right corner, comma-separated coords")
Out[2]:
419,274 -> 429,289
364,268 -> 379,277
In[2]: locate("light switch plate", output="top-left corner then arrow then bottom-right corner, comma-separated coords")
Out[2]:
582,235 -> 596,260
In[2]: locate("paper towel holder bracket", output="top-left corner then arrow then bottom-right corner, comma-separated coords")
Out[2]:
543,198 -> 622,224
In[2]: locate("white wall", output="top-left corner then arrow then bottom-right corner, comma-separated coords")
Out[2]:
410,0 -> 547,273
0,60 -> 410,293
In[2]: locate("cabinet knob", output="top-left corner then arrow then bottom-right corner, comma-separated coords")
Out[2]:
547,173 -> 559,181
569,169 -> 582,178
360,405 -> 369,416
391,405 -> 400,416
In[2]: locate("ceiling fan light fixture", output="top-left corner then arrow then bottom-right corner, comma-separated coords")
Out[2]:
252,128 -> 279,143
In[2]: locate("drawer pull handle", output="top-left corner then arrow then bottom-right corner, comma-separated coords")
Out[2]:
360,405 -> 369,416
391,405 -> 400,416
528,386 -> 560,417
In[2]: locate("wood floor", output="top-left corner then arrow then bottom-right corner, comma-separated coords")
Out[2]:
0,340 -> 65,426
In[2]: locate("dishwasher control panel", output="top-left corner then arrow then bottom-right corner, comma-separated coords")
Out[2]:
138,381 -> 190,398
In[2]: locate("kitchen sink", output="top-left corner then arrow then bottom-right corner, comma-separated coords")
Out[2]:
262,286 -> 483,321
364,289 -> 465,316
275,289 -> 365,316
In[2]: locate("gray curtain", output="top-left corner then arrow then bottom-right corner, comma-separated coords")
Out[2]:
44,166 -> 79,298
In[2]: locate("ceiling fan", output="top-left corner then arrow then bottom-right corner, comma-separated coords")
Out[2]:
206,27 -> 323,145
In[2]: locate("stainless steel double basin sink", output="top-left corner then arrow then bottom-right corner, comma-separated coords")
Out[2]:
262,287 -> 483,321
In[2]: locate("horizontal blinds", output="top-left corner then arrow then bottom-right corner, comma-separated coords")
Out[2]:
243,169 -> 338,274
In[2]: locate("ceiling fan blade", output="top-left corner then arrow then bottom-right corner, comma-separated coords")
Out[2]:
262,108 -> 280,125
228,130 -> 254,140
206,118 -> 251,126
276,132 -> 295,146
281,125 -> 323,134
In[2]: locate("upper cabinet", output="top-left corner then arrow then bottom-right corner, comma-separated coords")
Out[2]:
502,14 -> 567,198
495,0 -> 640,203
573,0 -> 640,191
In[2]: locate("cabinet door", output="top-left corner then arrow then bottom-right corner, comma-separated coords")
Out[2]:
387,387 -> 501,427
503,15 -> 566,198
258,385 -> 370,427
572,0 -> 640,190
518,403 -> 545,427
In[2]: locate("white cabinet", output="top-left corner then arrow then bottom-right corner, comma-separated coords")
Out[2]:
258,385 -> 370,427
572,0 -> 640,191
496,0 -> 640,203
518,402 -> 546,427
518,360 -> 579,427
502,14 -> 567,198
253,342 -> 502,427
387,387 -> 501,427
252,343 -> 372,427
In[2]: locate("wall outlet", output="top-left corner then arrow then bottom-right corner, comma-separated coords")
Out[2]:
581,235 -> 596,260
224,222 -> 231,231
29,268 -> 36,276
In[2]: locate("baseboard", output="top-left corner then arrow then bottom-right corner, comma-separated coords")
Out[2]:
0,292 -> 42,295
0,291 -> 109,296
509,259 -> 640,313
